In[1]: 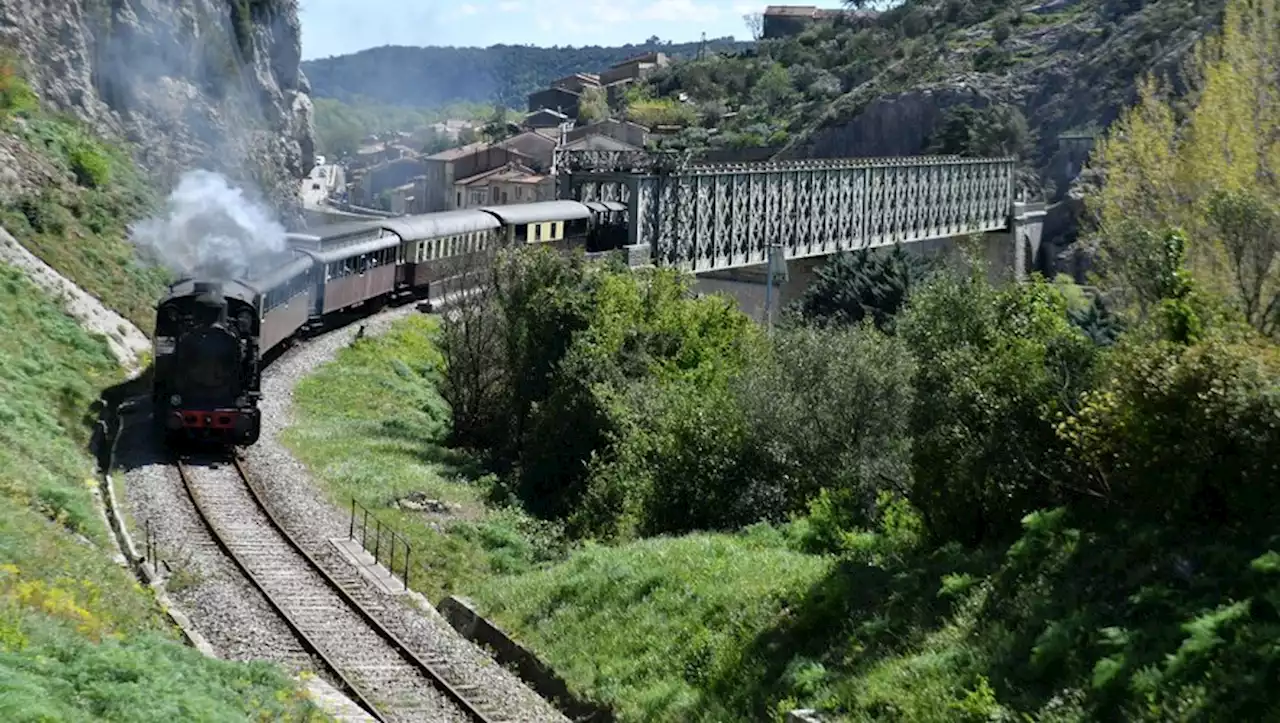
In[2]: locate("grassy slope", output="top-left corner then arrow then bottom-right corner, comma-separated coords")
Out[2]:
283,314 -> 1279,723
283,315 -> 567,602
281,316 -> 846,721
0,264 -> 325,721
0,56 -> 324,721
0,90 -> 170,333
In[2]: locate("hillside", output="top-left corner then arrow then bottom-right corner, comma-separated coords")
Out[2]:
301,38 -> 754,108
300,0 -> 1216,215
0,2 -> 329,718
632,0 -> 1213,190
1,0 -> 315,218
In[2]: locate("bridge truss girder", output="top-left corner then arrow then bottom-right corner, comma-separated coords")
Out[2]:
558,152 -> 1017,274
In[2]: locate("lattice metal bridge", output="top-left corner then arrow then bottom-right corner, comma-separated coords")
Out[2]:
555,150 -> 1044,277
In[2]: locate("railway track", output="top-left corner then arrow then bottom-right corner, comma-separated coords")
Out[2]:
177,455 -> 501,723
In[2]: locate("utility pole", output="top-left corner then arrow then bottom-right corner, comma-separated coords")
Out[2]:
697,32 -> 707,60
763,243 -> 788,333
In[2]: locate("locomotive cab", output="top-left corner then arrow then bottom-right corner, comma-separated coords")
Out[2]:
153,279 -> 262,447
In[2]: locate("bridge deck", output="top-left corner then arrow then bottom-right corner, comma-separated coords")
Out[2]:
558,151 -> 1017,274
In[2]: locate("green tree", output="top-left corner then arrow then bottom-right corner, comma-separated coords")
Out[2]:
1089,0 -> 1280,335
792,245 -> 936,331
482,105 -> 515,142
577,86 -> 609,124
750,62 -> 798,110
897,272 -> 1098,545
926,104 -> 1033,158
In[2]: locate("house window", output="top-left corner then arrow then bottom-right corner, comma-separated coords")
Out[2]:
456,191 -> 462,207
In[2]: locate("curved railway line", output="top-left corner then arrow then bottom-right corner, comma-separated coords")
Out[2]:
176,454 -> 503,723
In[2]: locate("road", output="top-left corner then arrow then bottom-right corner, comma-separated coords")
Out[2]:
301,163 -> 343,209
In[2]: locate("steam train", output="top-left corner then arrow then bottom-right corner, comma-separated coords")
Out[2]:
153,199 -> 629,446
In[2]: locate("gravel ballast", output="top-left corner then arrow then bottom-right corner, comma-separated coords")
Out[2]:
122,301 -> 570,723
244,305 -> 572,723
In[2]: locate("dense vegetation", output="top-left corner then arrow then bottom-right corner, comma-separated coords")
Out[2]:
312,97 -> 494,158
302,37 -> 753,109
290,1 -> 1278,719
0,53 -> 325,720
0,52 -> 168,331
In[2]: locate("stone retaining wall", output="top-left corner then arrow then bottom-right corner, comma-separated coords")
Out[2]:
437,596 -> 615,722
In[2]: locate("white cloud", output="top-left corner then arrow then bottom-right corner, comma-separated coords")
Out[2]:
456,3 -> 480,16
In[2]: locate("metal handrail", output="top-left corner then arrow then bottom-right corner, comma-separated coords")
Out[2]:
348,498 -> 413,591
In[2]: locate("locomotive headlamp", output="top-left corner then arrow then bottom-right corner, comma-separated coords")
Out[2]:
170,394 -> 182,406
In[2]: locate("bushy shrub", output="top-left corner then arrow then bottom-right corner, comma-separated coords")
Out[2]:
735,324 -> 916,521
898,271 -> 1098,545
0,52 -> 37,119
1058,334 -> 1280,528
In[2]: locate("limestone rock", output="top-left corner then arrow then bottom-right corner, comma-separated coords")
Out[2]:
0,0 -> 315,219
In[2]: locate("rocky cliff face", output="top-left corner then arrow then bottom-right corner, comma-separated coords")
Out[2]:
0,0 -> 314,221
787,0 -> 1215,200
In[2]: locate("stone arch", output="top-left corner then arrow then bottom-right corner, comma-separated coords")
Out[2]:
1022,231 -> 1039,278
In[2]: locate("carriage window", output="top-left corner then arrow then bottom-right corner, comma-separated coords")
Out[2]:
533,224 -> 541,242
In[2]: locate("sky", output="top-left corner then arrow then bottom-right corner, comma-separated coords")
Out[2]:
298,0 -> 852,60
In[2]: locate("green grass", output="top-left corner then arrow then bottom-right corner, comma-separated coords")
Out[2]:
0,55 -> 168,333
283,315 -> 565,602
280,323 -> 846,720
283,313 -> 1280,722
0,263 -> 325,720
475,530 -> 833,722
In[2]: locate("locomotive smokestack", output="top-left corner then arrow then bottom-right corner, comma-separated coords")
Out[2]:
192,280 -> 223,297
192,281 -> 226,313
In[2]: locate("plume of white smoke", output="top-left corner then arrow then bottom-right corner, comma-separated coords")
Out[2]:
130,170 -> 289,282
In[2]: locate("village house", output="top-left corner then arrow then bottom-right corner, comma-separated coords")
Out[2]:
526,72 -> 603,119
762,5 -> 878,38
497,129 -> 560,171
527,86 -> 583,117
524,108 -> 572,129
453,162 -> 554,209
565,119 -> 650,148
418,142 -> 535,212
559,134 -> 642,153
598,52 -> 670,86
353,156 -> 427,207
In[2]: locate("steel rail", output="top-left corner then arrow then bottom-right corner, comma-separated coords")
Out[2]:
229,456 -> 496,723
175,457 -> 387,722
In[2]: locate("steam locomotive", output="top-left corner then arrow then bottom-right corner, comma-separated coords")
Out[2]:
153,278 -> 263,446
152,199 -> 629,447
